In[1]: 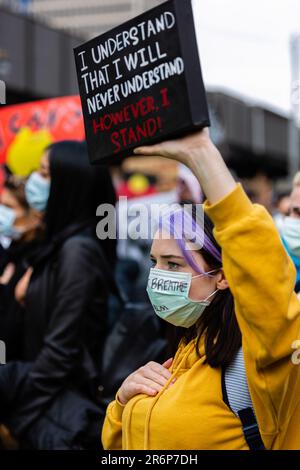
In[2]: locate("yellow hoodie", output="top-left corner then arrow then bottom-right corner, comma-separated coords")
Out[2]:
102,184 -> 300,450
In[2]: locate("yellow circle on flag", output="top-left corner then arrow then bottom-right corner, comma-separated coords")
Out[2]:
7,127 -> 53,177
127,174 -> 150,195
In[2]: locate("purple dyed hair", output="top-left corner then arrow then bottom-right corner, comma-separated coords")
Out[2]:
158,204 -> 222,274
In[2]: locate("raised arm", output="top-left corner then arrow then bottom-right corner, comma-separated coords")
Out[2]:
134,130 -> 300,446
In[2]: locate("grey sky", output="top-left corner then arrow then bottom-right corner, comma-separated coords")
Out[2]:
195,0 -> 300,113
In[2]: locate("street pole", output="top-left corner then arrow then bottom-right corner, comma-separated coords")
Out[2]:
289,34 -> 300,180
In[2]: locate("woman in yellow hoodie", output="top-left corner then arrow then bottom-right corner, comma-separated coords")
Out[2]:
102,129 -> 300,450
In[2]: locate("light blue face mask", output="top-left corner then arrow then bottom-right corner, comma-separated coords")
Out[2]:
281,216 -> 300,259
0,204 -> 22,240
146,267 -> 219,328
25,172 -> 50,212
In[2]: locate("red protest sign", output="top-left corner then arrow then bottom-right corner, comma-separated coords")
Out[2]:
0,96 -> 84,175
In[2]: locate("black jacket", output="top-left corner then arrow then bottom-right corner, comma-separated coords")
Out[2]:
0,239 -> 41,361
0,227 -> 109,438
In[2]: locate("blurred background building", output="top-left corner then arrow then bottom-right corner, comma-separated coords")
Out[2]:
0,0 -> 162,38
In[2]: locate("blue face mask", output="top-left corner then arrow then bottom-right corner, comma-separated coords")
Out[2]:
0,204 -> 22,240
281,216 -> 300,259
146,268 -> 219,328
25,172 -> 50,212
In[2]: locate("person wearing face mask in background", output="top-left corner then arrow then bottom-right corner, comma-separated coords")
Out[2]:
102,129 -> 300,451
0,140 -> 117,450
280,172 -> 300,294
24,171 -> 51,213
0,175 -> 43,361
176,163 -> 204,204
0,174 -> 44,269
272,191 -> 291,233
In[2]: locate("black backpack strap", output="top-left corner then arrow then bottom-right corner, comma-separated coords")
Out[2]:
238,407 -> 266,451
222,347 -> 266,451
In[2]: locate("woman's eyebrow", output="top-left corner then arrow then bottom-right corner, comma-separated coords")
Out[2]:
149,254 -> 184,260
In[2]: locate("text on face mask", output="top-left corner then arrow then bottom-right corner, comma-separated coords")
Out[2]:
152,304 -> 169,313
149,277 -> 188,293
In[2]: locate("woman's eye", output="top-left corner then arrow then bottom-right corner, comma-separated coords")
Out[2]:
168,262 -> 180,270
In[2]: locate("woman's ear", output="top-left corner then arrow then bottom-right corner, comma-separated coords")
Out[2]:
216,269 -> 229,291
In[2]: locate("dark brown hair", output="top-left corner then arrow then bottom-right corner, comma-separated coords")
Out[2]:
4,175 -> 29,211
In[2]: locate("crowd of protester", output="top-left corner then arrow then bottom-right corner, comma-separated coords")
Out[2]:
0,132 -> 300,450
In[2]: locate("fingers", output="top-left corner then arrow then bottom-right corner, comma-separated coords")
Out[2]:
139,366 -> 170,387
137,376 -> 164,393
134,129 -> 210,156
149,361 -> 173,379
130,371 -> 176,398
130,382 -> 158,397
120,377 -> 161,404
117,383 -> 157,405
118,360 -> 177,405
162,357 -> 173,369
134,145 -> 162,155
137,361 -> 176,390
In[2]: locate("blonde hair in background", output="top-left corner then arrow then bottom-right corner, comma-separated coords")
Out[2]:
293,172 -> 300,187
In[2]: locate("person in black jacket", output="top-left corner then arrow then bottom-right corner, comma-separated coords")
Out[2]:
0,141 -> 116,449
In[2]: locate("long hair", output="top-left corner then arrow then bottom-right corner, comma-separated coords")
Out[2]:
159,203 -> 241,368
44,140 -> 117,264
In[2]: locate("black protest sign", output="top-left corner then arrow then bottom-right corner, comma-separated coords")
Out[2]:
74,0 -> 210,164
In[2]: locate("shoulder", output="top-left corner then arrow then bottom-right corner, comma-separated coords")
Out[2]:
59,233 -> 102,260
62,232 -> 99,249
